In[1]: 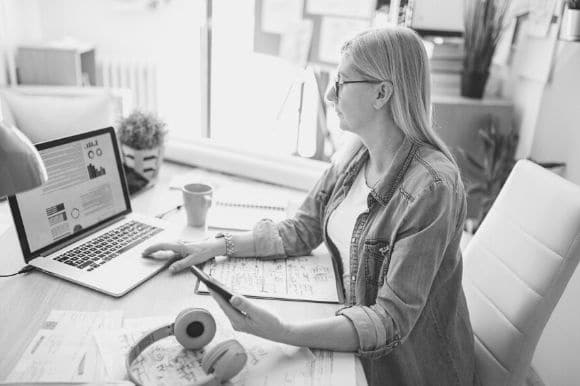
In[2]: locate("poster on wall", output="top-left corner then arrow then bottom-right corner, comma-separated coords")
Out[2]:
527,0 -> 557,37
280,19 -> 314,66
306,0 -> 375,19
262,0 -> 304,34
318,16 -> 370,63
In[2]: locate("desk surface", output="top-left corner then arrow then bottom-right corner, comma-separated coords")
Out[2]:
0,161 -> 366,385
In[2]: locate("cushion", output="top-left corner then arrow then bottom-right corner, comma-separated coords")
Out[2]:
0,90 -> 116,143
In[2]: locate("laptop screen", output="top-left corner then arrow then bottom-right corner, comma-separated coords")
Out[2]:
8,127 -> 131,261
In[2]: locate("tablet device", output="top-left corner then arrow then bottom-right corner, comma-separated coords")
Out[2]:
190,265 -> 234,302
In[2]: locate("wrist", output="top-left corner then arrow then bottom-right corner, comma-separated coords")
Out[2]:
279,321 -> 297,345
215,232 -> 235,256
207,238 -> 227,257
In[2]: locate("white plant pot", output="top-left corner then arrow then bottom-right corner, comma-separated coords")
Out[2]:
561,8 -> 580,41
122,144 -> 165,183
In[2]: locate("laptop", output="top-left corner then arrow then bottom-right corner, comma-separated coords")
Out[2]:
8,127 -> 175,297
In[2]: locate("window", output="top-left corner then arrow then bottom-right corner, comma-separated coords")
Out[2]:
209,0 -> 324,159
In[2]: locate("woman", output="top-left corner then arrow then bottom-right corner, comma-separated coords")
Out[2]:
144,26 -> 478,385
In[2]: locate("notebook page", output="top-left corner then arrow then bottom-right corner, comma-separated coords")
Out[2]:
196,249 -> 342,303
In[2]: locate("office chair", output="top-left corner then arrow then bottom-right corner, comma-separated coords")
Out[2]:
462,160 -> 580,386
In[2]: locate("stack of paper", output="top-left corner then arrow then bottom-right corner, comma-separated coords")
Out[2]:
5,309 -> 356,385
6,311 -> 122,383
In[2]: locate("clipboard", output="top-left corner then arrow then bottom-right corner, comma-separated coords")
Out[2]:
194,251 -> 345,304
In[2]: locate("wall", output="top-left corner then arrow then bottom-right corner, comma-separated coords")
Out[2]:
0,0 -> 42,85
507,24 -> 580,386
527,42 -> 580,386
529,42 -> 580,184
3,0 -> 203,139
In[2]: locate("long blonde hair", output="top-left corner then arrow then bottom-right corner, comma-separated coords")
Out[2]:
341,27 -> 456,166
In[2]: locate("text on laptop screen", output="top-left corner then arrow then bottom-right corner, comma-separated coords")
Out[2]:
15,132 -> 128,253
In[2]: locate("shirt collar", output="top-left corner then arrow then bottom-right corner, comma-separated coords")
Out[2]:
343,136 -> 419,207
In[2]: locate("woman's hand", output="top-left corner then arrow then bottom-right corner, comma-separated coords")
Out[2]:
142,240 -> 222,273
209,289 -> 291,344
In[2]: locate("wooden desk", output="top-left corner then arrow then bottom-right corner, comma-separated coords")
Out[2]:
0,161 -> 367,385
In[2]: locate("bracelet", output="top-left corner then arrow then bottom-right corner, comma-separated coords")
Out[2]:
215,232 -> 235,257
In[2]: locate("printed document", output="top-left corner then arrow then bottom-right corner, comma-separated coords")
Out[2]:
6,309 -> 356,385
6,310 -> 122,383
94,308 -> 317,386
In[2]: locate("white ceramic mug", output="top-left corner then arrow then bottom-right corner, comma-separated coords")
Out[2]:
182,183 -> 213,227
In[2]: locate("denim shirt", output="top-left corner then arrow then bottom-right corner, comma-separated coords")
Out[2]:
252,137 -> 478,386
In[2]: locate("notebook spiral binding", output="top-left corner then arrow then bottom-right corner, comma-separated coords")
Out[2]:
215,201 -> 285,212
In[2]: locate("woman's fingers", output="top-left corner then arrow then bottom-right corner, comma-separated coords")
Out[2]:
168,252 -> 211,272
168,255 -> 195,272
209,289 -> 247,330
142,242 -> 188,258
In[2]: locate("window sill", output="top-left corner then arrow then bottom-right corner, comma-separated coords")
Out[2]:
164,138 -> 329,191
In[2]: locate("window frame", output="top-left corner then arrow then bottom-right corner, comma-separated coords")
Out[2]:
163,0 -> 330,191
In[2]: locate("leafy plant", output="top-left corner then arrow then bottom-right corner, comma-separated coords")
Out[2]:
463,0 -> 511,74
568,0 -> 580,10
459,116 -> 518,231
117,110 -> 167,150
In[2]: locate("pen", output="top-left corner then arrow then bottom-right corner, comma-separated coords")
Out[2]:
156,204 -> 183,219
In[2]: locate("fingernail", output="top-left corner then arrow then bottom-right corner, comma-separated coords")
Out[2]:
231,296 -> 241,306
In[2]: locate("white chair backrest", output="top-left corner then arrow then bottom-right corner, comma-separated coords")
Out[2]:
0,86 -> 132,143
463,160 -> 580,386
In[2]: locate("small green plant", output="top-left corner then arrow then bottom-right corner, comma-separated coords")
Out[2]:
117,110 -> 167,150
568,0 -> 580,10
459,116 -> 518,231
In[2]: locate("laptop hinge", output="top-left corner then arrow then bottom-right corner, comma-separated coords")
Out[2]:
40,215 -> 127,257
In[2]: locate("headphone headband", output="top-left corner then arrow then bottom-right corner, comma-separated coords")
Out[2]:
126,308 -> 246,386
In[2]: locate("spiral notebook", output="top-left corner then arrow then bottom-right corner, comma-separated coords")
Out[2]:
169,169 -> 305,231
208,199 -> 289,230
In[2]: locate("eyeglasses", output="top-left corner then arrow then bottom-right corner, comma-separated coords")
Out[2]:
334,78 -> 389,100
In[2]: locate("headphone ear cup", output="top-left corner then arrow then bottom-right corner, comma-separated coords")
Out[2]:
174,308 -> 216,350
201,339 -> 247,382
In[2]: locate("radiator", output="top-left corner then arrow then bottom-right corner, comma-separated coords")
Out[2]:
97,59 -> 157,114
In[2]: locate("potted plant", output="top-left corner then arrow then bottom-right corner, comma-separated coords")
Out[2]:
459,117 -> 566,233
561,0 -> 580,41
459,116 -> 518,231
462,0 -> 510,98
117,110 -> 167,193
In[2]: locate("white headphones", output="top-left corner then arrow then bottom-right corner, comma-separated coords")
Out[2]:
126,308 -> 247,386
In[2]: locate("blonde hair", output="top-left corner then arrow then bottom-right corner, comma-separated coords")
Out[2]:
341,27 -> 456,165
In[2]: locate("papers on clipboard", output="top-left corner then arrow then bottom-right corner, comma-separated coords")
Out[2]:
196,248 -> 344,303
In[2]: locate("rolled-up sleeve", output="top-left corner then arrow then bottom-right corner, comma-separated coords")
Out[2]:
338,180 -> 463,358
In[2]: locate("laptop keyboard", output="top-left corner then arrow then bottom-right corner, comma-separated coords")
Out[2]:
54,220 -> 163,272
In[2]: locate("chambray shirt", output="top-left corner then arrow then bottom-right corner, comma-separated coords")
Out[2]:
252,136 -> 478,386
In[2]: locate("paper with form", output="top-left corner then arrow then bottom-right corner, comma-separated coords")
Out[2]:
197,250 -> 343,303
311,350 -> 357,386
6,310 -> 122,383
6,309 -> 356,385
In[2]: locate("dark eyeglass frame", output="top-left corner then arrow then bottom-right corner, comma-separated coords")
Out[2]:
334,79 -> 389,100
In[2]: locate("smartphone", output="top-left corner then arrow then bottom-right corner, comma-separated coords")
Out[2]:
190,265 -> 234,302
